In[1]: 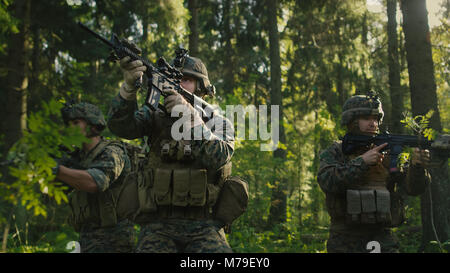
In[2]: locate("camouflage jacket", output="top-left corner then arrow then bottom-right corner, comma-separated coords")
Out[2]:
60,138 -> 132,230
317,140 -> 429,196
60,138 -> 131,192
317,140 -> 429,229
107,94 -> 234,170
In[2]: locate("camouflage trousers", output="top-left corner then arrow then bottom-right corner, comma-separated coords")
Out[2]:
326,227 -> 399,253
79,219 -> 136,253
136,219 -> 232,253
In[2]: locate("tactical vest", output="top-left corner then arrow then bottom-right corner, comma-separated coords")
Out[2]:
68,140 -> 140,232
133,109 -> 237,224
326,143 -> 405,228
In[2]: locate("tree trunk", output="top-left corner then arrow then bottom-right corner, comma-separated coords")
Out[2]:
266,0 -> 287,226
222,0 -> 235,94
401,0 -> 450,251
387,0 -> 404,134
1,0 -> 30,158
28,23 -> 41,113
336,53 -> 345,107
360,12 -> 371,94
0,0 -> 31,253
142,4 -> 149,57
188,0 -> 199,56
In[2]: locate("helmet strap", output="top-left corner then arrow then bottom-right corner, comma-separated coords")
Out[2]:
86,124 -> 101,138
194,80 -> 207,97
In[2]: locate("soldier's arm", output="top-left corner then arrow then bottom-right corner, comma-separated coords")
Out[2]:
190,114 -> 235,170
56,167 -> 98,193
107,94 -> 153,139
401,164 -> 429,196
396,148 -> 431,196
317,143 -> 369,194
84,145 -> 129,192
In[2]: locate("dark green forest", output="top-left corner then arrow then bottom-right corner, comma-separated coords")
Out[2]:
0,0 -> 449,253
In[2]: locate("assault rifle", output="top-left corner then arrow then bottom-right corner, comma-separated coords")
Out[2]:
77,22 -> 215,121
342,133 -> 450,172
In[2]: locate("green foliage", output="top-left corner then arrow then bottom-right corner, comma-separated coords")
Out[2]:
431,18 -> 450,133
0,99 -> 87,218
6,222 -> 79,253
423,241 -> 449,253
401,110 -> 437,140
0,0 -> 448,253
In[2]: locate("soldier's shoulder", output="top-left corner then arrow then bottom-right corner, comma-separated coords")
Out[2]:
319,140 -> 343,159
101,140 -> 128,158
321,140 -> 343,153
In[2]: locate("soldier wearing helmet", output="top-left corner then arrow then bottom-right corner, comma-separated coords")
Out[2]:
108,52 -> 235,253
56,102 -> 136,253
61,102 -> 107,137
317,92 -> 431,253
177,56 -> 216,98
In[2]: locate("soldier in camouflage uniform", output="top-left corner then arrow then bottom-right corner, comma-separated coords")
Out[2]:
55,102 -> 136,253
317,93 -> 431,253
107,55 -> 234,253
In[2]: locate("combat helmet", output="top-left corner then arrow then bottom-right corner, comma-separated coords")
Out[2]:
61,102 -> 106,131
176,55 -> 216,97
341,91 -> 384,126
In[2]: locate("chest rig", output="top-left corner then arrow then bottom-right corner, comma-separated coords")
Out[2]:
134,109 -> 231,223
326,143 -> 405,228
345,149 -> 392,225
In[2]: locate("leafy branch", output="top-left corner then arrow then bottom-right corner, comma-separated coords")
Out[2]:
0,99 -> 87,217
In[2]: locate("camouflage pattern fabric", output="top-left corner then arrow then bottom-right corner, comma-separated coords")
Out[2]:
79,219 -> 136,253
107,92 -> 235,253
107,94 -> 234,170
61,102 -> 107,130
327,229 -> 399,253
63,138 -> 135,252
317,141 -> 370,194
341,93 -> 384,126
317,141 -> 428,196
83,142 -> 130,191
64,138 -> 131,191
317,140 -> 429,253
135,219 -> 232,253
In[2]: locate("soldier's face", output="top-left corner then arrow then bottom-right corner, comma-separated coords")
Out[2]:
180,76 -> 197,94
358,115 -> 379,135
69,118 -> 88,136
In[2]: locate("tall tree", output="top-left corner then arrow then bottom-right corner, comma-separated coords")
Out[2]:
221,0 -> 235,94
1,0 -> 30,159
387,0 -> 404,133
266,0 -> 287,226
187,0 -> 199,56
401,0 -> 450,251
0,0 -> 31,252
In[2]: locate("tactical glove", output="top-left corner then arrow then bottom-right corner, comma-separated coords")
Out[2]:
163,85 -> 203,129
119,56 -> 147,100
411,148 -> 431,167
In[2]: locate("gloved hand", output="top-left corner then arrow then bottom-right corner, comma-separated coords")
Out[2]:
411,148 -> 431,167
163,85 -> 203,129
119,56 -> 147,100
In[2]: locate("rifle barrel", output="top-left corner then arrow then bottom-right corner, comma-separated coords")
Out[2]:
78,22 -> 114,48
